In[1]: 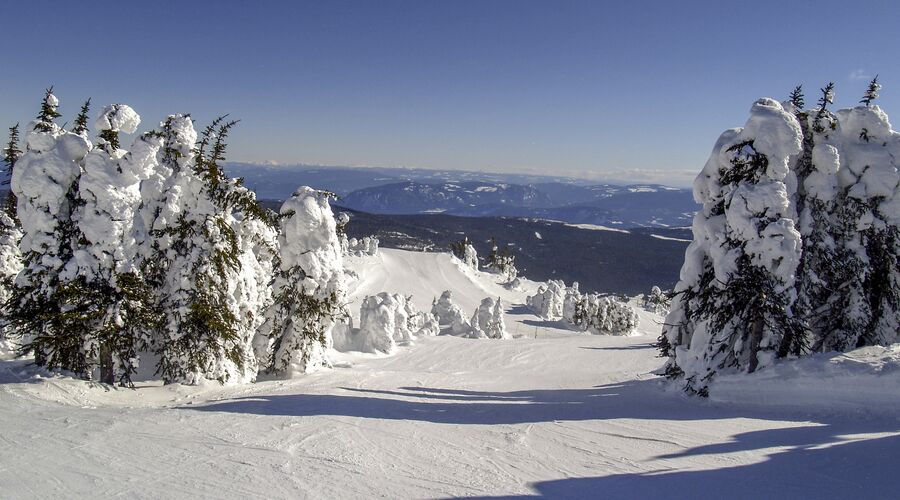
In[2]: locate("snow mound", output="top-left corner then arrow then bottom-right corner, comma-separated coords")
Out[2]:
711,344 -> 900,415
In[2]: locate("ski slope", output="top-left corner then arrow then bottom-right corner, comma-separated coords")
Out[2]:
1,249 -> 899,499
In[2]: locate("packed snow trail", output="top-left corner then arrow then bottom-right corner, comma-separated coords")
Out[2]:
1,249 -> 898,499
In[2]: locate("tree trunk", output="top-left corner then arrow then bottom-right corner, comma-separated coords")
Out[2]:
748,316 -> 764,373
99,341 -> 114,385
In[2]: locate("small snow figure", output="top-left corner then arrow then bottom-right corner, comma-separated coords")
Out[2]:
472,297 -> 508,339
431,290 -> 470,335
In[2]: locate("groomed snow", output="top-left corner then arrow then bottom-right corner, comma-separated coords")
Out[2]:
1,248 -> 898,498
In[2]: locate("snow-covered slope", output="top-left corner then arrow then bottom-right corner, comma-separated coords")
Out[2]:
1,249 -> 899,498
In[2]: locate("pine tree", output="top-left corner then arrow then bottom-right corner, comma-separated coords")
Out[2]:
660,99 -> 805,395
153,117 -> 277,384
860,75 -> 880,107
2,124 -> 22,216
257,187 -> 344,376
6,92 -> 95,378
34,87 -> 61,133
71,99 -> 91,135
788,85 -> 804,110
813,83 -> 835,133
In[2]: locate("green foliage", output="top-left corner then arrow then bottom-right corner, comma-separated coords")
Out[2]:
813,82 -> 835,133
720,140 -> 767,186
263,265 -> 342,375
789,85 -> 804,109
71,98 -> 91,135
2,124 -> 22,217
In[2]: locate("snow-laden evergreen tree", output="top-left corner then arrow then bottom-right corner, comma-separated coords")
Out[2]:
256,187 -> 344,377
643,286 -> 671,314
71,99 -> 91,136
831,93 -> 900,347
451,236 -> 478,270
152,117 -> 278,384
431,290 -> 470,335
6,90 -> 95,376
0,124 -> 24,355
485,237 -> 517,282
471,297 -> 508,339
526,280 -> 565,320
660,98 -> 805,395
64,104 -> 162,385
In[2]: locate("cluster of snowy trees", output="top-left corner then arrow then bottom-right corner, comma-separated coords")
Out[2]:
431,290 -> 508,339
336,212 -> 379,257
484,238 -> 517,282
643,286 -> 671,315
335,290 -> 509,355
660,80 -> 900,395
450,236 -> 479,270
527,280 -> 639,335
0,90 -> 345,386
333,292 -> 439,354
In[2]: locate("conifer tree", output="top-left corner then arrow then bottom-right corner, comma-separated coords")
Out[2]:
660,99 -> 805,395
6,91 -> 95,377
153,117 -> 276,384
71,99 -> 91,136
813,83 -> 835,133
860,75 -> 880,107
2,124 -> 22,215
788,85 -> 804,110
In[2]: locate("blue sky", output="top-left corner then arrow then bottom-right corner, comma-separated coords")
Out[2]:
1,0 -> 897,185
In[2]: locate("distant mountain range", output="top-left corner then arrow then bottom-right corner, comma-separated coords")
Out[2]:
227,163 -> 698,228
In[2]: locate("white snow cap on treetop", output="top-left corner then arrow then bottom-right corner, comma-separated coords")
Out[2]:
46,93 -> 59,107
95,104 -> 141,133
740,98 -> 802,180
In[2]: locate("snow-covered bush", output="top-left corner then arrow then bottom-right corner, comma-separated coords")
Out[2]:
526,279 -> 565,320
257,187 -> 345,376
471,297 -> 508,339
661,83 -> 900,396
337,293 -> 437,354
431,290 -> 471,335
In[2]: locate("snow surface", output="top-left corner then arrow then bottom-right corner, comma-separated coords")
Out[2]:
1,248 -> 899,498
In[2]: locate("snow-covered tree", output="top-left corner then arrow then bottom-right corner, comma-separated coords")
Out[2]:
6,90 -> 95,376
485,238 -> 517,282
431,290 -> 470,335
643,286 -> 670,315
257,187 -> 344,377
0,124 -> 23,355
471,297 -> 508,339
65,104 -> 160,385
526,280 -> 565,320
660,98 -> 805,395
451,236 -> 478,270
71,99 -> 91,136
153,117 -> 278,384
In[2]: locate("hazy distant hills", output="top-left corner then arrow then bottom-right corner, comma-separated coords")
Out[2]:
228,163 -> 698,228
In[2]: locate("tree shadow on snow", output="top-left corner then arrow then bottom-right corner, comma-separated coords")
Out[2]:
455,428 -> 900,499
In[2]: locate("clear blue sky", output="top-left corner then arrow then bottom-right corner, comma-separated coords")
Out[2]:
1,0 -> 897,185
